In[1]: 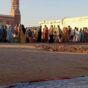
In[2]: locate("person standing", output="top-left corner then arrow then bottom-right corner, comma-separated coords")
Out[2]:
27,29 -> 33,43
0,24 -> 4,42
43,25 -> 49,43
74,27 -> 80,42
2,25 -> 7,42
37,26 -> 42,43
6,24 -> 14,43
42,28 -> 46,43
19,24 -> 26,43
84,28 -> 88,42
57,25 -> 63,43
49,25 -> 54,43
63,27 -> 69,42
33,29 -> 38,42
13,24 -> 20,43
79,29 -> 84,42
45,25 -> 49,43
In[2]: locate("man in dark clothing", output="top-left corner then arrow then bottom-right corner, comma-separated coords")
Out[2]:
37,26 -> 42,43
2,25 -> 7,42
0,24 -> 4,42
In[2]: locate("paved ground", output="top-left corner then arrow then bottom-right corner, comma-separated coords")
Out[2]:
0,44 -> 88,86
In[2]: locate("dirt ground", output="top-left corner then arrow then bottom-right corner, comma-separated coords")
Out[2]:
35,43 -> 88,53
0,44 -> 88,86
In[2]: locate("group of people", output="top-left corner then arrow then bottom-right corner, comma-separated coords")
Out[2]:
0,23 -> 88,43
0,24 -> 26,43
26,25 -> 88,43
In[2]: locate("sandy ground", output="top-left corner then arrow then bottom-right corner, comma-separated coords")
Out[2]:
35,43 -> 88,53
0,44 -> 88,86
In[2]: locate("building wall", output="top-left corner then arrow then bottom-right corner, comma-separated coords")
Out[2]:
39,20 -> 61,31
0,15 -> 15,25
39,16 -> 88,30
62,16 -> 88,29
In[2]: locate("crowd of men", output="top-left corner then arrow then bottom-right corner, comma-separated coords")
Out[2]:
24,25 -> 88,43
0,24 -> 26,43
0,23 -> 88,43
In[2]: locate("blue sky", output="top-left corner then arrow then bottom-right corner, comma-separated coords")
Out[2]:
0,0 -> 88,26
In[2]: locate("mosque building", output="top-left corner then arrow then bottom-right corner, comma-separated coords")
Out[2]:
0,0 -> 21,25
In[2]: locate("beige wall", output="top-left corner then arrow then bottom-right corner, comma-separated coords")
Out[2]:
62,16 -> 88,29
39,20 -> 60,31
39,16 -> 88,30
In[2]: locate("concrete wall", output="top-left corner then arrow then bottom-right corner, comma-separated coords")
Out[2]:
39,16 -> 88,30
62,16 -> 88,29
0,15 -> 15,25
39,20 -> 61,31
